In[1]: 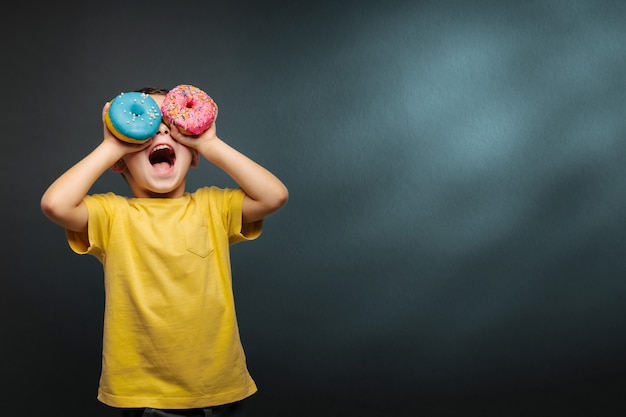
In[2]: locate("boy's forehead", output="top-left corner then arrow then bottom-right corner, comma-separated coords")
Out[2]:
150,94 -> 165,107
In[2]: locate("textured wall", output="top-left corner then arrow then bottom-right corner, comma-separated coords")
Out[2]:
3,1 -> 626,415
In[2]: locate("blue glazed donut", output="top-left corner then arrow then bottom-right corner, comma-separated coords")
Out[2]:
105,92 -> 162,143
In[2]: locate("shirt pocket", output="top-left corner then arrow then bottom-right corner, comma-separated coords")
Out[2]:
179,216 -> 214,258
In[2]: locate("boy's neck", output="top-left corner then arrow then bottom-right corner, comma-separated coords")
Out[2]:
129,183 -> 188,199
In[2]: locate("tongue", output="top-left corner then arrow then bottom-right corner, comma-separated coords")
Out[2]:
152,162 -> 172,172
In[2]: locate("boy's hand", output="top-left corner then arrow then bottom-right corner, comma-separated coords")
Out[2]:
170,121 -> 217,150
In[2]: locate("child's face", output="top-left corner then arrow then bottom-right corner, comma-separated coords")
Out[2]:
119,94 -> 196,198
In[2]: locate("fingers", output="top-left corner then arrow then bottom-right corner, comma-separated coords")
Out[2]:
135,138 -> 153,151
170,124 -> 197,145
102,102 -> 111,122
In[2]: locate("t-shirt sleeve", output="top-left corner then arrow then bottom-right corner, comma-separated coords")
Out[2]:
66,194 -> 111,262
221,187 -> 263,245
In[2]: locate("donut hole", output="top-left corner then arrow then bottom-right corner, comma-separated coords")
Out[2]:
185,100 -> 195,109
129,103 -> 145,117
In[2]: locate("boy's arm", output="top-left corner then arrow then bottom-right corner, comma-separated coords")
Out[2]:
172,123 -> 288,224
40,103 -> 151,232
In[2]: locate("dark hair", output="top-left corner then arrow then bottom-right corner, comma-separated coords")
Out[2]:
135,87 -> 170,95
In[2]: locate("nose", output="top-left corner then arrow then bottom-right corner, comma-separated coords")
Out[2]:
156,123 -> 169,136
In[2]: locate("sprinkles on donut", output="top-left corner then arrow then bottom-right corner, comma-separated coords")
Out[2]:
161,84 -> 218,135
105,92 -> 162,144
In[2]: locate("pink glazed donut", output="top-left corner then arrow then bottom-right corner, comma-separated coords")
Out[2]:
161,84 -> 218,135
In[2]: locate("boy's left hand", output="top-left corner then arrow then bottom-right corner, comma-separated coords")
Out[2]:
169,122 -> 217,148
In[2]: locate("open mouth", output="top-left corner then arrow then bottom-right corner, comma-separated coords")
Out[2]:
149,144 -> 176,170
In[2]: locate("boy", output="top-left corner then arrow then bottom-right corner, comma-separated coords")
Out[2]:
40,87 -> 289,417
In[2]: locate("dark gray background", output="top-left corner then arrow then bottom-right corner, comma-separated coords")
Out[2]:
3,1 -> 626,416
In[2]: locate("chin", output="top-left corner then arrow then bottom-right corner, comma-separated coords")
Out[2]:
138,175 -> 185,196
151,183 -> 185,195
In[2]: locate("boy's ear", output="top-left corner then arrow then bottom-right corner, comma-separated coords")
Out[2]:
191,150 -> 200,168
110,159 -> 127,173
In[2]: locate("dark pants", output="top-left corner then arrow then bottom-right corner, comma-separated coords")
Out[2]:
119,401 -> 246,417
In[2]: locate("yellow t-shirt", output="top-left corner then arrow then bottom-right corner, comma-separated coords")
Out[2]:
66,186 -> 262,408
